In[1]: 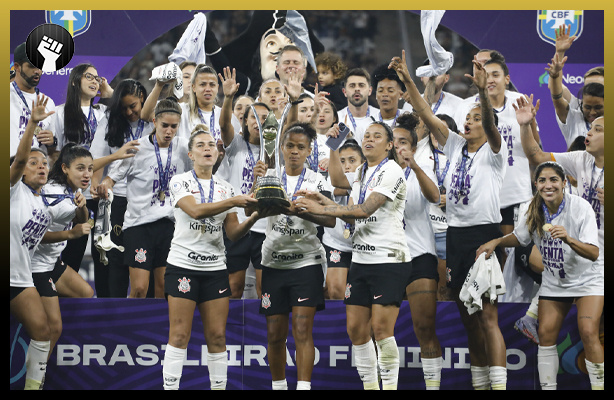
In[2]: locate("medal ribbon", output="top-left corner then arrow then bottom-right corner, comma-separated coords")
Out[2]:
541,196 -> 566,224
153,134 -> 173,197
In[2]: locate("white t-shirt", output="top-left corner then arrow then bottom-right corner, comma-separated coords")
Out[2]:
321,172 -> 355,253
556,106 -> 590,148
10,83 -> 56,157
552,151 -> 604,254
166,171 -> 237,271
10,180 -> 52,287
350,159 -> 410,264
260,168 -> 330,270
337,105 -> 379,145
223,132 -> 267,233
107,134 -> 192,229
31,182 -> 78,273
414,136 -> 449,234
401,90 -> 464,121
514,194 -> 602,297
402,165 -> 438,258
443,130 -> 507,227
454,93 -> 532,209
305,133 -> 330,173
90,118 -> 154,197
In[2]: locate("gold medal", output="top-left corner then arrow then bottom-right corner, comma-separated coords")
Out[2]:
33,126 -> 42,137
542,223 -> 553,232
158,191 -> 166,201
87,218 -> 95,228
343,228 -> 351,239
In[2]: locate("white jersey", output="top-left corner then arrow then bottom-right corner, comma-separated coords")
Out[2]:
321,172 -> 355,253
401,90 -> 463,121
414,136 -> 449,233
31,182 -> 78,273
350,159 -> 410,264
166,171 -> 237,271
90,118 -> 154,197
402,165 -> 438,258
552,151 -> 604,254
454,93 -> 532,209
223,132 -> 267,233
443,130 -> 507,227
337,105 -> 379,145
10,83 -> 56,157
260,168 -> 330,270
556,106 -> 589,148
514,194 -> 602,297
10,180 -> 52,287
107,134 -> 192,229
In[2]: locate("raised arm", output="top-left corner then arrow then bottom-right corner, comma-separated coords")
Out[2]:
548,24 -> 576,103
464,57 -> 501,153
10,95 -> 55,186
407,154 -> 440,204
218,67 -> 240,147
513,95 -> 551,167
389,50 -> 449,146
546,53 -> 570,124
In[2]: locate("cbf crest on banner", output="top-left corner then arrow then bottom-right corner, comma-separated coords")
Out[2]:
537,10 -> 584,46
45,10 -> 91,38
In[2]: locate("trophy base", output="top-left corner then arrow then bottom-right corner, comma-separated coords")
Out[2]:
254,176 -> 290,210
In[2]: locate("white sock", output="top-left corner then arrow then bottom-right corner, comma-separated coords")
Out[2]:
422,356 -> 442,390
376,336 -> 399,390
537,345 -> 558,390
527,293 -> 539,318
207,351 -> 227,390
353,341 -> 379,390
24,340 -> 50,390
272,379 -> 288,390
489,366 -> 507,390
296,380 -> 311,390
584,359 -> 604,390
162,344 -> 186,390
470,365 -> 490,390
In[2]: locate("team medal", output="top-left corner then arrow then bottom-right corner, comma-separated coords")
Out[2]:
158,191 -> 166,201
33,126 -> 42,137
542,223 -> 553,232
343,228 -> 351,239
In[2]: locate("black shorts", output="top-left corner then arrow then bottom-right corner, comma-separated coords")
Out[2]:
164,263 -> 231,304
408,253 -> 439,284
500,203 -> 520,226
344,261 -> 412,307
514,241 -> 542,284
224,230 -> 265,273
259,264 -> 325,315
123,218 -> 174,271
32,271 -> 58,297
446,223 -> 503,289
10,286 -> 28,302
324,244 -> 352,269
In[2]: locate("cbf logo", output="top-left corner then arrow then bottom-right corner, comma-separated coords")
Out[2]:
537,10 -> 583,46
45,10 -> 92,38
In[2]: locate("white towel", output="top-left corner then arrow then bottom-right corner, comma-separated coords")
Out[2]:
415,10 -> 454,78
459,252 -> 506,315
150,62 -> 183,99
168,12 -> 208,66
93,190 -> 124,266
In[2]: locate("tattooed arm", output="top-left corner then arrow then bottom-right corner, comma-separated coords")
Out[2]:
294,191 -> 388,225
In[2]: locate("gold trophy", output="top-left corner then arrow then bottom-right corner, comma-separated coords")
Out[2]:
252,103 -> 292,209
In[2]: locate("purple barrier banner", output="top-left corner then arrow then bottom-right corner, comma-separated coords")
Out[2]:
10,299 -> 590,390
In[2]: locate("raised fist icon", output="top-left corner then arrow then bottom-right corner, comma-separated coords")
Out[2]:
37,35 -> 63,72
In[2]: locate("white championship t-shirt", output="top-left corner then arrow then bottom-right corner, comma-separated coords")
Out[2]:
514,193 -> 602,297
337,105 -> 380,145
402,165 -> 438,258
443,130 -> 507,227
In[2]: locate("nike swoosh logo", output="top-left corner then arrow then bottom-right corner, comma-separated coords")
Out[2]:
373,294 -> 383,299
219,288 -> 228,294
298,297 -> 309,302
